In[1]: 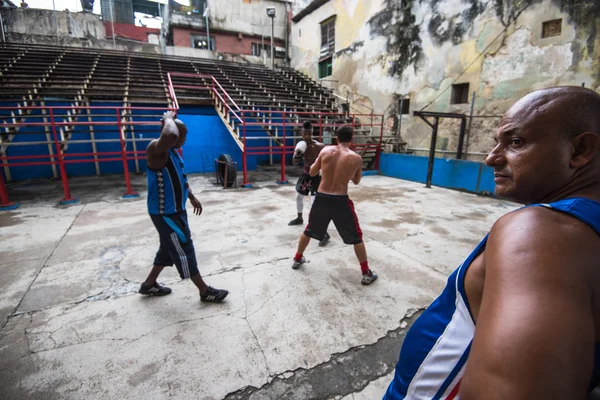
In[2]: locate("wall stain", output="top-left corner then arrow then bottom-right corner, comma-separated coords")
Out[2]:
364,0 -> 599,83
367,0 -> 423,78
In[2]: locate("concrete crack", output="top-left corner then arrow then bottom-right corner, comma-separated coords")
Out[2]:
363,233 -> 447,278
0,204 -> 86,334
205,265 -> 243,277
245,319 -> 272,380
0,337 -> 132,372
239,265 -> 272,380
121,311 -> 229,349
245,271 -> 301,319
223,308 -> 425,400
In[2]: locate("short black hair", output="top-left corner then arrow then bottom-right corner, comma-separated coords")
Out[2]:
303,121 -> 313,131
336,125 -> 353,143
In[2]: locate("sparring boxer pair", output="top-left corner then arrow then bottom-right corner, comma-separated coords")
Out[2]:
291,125 -> 377,285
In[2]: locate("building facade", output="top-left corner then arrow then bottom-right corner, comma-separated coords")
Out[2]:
170,0 -> 289,61
290,0 -> 600,158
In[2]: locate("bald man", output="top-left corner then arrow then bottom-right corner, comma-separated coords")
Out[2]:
385,87 -> 600,399
139,111 -> 228,303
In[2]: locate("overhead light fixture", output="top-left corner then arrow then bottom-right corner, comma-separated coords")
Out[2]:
187,11 -> 191,15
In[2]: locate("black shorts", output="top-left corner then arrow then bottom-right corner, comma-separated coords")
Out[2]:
304,192 -> 363,245
296,173 -> 321,196
150,211 -> 199,279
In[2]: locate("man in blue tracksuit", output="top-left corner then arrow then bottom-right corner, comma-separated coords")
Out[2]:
139,111 -> 228,303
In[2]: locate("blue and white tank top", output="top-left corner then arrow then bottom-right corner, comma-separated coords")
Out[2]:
147,149 -> 189,215
384,198 -> 600,400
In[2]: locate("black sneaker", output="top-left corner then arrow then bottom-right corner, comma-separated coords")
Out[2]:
139,282 -> 172,296
292,256 -> 306,270
200,286 -> 229,303
288,217 -> 304,226
318,232 -> 330,247
361,270 -> 378,285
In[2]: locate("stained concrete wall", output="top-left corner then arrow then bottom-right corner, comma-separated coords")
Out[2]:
290,0 -> 600,159
170,0 -> 288,42
1,7 -> 106,40
0,8 -> 267,64
172,26 -> 285,56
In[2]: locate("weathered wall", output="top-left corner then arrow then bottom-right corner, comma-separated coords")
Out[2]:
1,8 -> 267,64
291,0 -> 313,15
290,0 -> 600,159
5,32 -> 162,54
104,22 -> 159,43
172,26 -> 284,56
1,7 -> 106,40
171,0 -> 288,42
164,46 -> 265,64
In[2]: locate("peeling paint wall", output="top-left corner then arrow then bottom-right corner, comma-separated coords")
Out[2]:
290,0 -> 600,159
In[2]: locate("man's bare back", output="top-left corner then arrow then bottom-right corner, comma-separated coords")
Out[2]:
311,144 -> 362,195
293,125 -> 377,285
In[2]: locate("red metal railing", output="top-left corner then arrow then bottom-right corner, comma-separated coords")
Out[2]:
0,72 -> 385,208
0,105 -> 174,207
167,72 -> 385,187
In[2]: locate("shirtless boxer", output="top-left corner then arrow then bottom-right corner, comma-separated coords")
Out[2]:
289,121 -> 330,247
385,86 -> 600,399
292,125 -> 377,285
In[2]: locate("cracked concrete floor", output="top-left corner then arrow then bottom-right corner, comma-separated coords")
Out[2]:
0,171 -> 517,399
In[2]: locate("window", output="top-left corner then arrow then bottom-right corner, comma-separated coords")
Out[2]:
398,98 -> 410,114
451,83 -> 469,104
318,57 -> 332,79
191,35 -> 215,50
542,19 -> 562,38
251,42 -> 262,56
320,16 -> 336,59
191,0 -> 207,13
252,43 -> 271,57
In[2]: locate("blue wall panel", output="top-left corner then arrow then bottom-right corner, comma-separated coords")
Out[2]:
431,158 -> 481,193
4,108 -> 54,181
478,164 -> 496,194
2,103 -> 280,181
380,153 -> 428,182
380,153 -> 496,196
176,111 -> 244,174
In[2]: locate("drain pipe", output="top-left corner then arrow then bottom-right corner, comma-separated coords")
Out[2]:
465,91 -> 475,159
52,0 -> 60,45
284,1 -> 289,66
0,11 -> 5,43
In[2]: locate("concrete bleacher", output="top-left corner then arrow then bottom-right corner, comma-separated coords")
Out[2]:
0,42 -> 380,172
0,42 -> 337,111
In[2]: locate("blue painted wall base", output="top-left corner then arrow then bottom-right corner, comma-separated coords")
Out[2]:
362,170 -> 379,176
379,153 -> 495,196
0,202 -> 20,211
59,198 -> 80,205
1,105 -> 266,182
123,193 -> 140,199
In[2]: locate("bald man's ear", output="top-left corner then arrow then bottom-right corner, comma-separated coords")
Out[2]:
570,132 -> 600,169
174,119 -> 187,135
